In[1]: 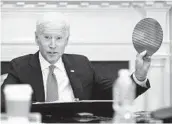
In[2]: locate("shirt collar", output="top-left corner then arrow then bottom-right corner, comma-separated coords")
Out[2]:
39,52 -> 64,71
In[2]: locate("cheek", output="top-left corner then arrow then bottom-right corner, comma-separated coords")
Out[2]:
38,42 -> 49,50
59,44 -> 67,51
60,40 -> 68,48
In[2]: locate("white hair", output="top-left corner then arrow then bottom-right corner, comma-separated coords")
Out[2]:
36,12 -> 70,35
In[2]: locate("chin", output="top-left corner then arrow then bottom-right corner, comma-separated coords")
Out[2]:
48,58 -> 60,64
48,60 -> 57,64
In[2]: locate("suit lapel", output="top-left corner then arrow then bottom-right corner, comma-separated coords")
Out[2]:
29,51 -> 45,102
62,54 -> 84,100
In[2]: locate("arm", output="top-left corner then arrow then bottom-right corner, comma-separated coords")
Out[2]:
131,74 -> 150,97
90,51 -> 151,100
92,70 -> 150,100
134,50 -> 151,95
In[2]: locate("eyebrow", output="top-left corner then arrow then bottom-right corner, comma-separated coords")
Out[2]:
42,34 -> 63,37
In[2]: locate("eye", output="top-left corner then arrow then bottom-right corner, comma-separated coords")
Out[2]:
56,36 -> 62,40
44,35 -> 52,40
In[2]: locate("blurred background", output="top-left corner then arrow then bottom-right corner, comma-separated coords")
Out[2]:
1,0 -> 172,112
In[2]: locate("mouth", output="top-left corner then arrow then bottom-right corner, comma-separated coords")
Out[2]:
47,52 -> 58,55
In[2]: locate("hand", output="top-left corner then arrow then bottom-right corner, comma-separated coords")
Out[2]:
134,51 -> 151,81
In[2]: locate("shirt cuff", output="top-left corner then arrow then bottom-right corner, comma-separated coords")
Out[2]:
133,73 -> 148,88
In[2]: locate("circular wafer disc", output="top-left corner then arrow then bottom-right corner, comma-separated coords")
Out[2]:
132,18 -> 163,56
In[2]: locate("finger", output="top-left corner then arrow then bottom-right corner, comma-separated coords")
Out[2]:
143,55 -> 151,62
139,50 -> 147,58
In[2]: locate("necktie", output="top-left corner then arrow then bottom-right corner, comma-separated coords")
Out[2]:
46,65 -> 58,102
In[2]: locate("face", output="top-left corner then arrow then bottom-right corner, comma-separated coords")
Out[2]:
35,26 -> 69,64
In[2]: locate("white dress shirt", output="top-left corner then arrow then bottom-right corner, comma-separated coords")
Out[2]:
39,52 -> 75,102
39,52 -> 147,102
133,73 -> 147,87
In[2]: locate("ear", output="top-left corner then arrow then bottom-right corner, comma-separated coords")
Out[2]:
65,34 -> 70,46
35,32 -> 39,45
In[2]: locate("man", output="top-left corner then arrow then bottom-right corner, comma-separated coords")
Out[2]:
1,12 -> 151,105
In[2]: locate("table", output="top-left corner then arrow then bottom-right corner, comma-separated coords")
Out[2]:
1,101 -> 171,123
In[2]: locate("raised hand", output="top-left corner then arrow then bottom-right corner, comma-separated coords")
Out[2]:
134,51 -> 151,81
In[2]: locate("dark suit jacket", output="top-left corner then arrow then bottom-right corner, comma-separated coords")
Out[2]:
1,51 -> 150,107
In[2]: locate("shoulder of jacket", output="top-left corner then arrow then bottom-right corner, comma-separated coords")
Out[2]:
11,54 -> 34,65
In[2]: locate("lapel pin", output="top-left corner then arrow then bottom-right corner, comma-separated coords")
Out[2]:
70,70 -> 75,72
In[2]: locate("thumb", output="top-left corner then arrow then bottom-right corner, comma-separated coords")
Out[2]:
139,50 -> 147,58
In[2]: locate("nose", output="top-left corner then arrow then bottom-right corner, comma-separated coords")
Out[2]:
49,37 -> 56,49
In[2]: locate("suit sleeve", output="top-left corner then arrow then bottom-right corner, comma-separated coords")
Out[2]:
83,57 -> 112,100
1,60 -> 21,112
84,57 -> 150,100
131,74 -> 150,97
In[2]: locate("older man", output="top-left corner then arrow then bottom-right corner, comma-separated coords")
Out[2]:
1,12 -> 151,104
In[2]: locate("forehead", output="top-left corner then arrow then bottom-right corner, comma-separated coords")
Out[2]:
38,23 -> 67,36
